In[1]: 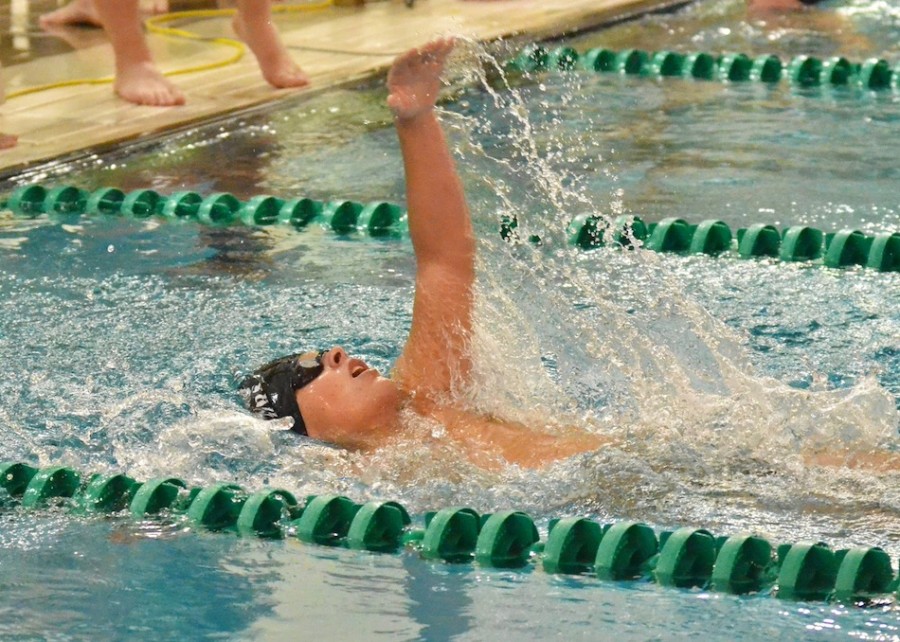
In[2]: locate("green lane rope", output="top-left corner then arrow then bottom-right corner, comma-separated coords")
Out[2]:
3,184 -> 897,272
2,184 -> 405,237
508,44 -> 900,92
1,460 -> 897,604
564,214 -> 900,272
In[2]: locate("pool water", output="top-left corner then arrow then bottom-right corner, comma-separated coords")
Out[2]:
1,0 -> 899,639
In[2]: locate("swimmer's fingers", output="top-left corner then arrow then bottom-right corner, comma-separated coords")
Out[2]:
389,38 -> 456,83
387,38 -> 455,119
417,37 -> 456,67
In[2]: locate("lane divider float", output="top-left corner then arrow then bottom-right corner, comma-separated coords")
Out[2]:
3,184 -> 404,237
564,214 -> 900,272
1,461 -> 897,605
508,44 -> 899,92
3,184 -> 897,272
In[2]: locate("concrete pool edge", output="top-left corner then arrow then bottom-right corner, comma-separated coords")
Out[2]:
0,0 -> 690,180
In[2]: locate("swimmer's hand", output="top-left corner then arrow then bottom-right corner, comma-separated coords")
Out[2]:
387,38 -> 455,121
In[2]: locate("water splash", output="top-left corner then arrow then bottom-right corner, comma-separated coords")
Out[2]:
396,39 -> 900,546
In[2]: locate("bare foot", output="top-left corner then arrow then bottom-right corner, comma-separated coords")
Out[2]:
232,13 -> 310,89
0,133 -> 17,150
39,0 -> 101,28
115,61 -> 185,106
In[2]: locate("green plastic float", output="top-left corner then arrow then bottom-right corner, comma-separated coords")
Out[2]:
186,483 -> 247,531
542,517 -> 603,574
780,226 -> 824,262
649,51 -> 685,77
580,48 -> 617,72
346,500 -> 412,552
239,195 -> 284,226
21,465 -> 81,508
1,460 -> 900,605
3,184 -> 897,273
566,214 -> 896,271
709,534 -> 776,595
822,56 -> 853,86
129,477 -> 190,517
122,189 -> 162,218
160,190 -> 203,220
594,521 -> 659,581
717,53 -> 753,82
776,542 -> 838,601
79,473 -> 140,513
0,461 -> 39,497
736,224 -> 781,258
750,54 -> 783,83
546,46 -> 579,71
197,192 -> 242,226
294,494 -> 360,546
615,49 -> 649,75
507,44 -> 897,93
237,489 -> 301,539
654,527 -> 718,589
86,187 -> 126,215
475,510 -> 540,568
859,58 -> 892,90
420,507 -> 482,562
279,197 -> 324,228
683,52 -> 717,80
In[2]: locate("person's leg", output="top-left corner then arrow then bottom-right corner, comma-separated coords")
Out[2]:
39,0 -> 101,28
40,0 -> 170,28
0,62 -> 17,150
92,0 -> 185,106
232,0 -> 309,88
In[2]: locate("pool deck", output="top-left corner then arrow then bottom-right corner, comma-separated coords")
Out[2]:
0,0 -> 682,176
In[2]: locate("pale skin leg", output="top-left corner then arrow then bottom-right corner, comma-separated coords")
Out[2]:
39,0 -> 168,28
92,0 -> 185,106
0,62 -> 17,150
232,0 -> 310,88
39,0 -> 101,27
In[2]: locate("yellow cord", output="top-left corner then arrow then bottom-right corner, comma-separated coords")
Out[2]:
6,0 -> 334,100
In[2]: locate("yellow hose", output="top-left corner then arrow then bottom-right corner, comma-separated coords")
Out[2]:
6,0 -> 334,100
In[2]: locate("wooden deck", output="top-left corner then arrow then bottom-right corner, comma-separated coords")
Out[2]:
0,0 -> 681,175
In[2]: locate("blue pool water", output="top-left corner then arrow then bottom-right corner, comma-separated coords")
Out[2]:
1,0 -> 899,639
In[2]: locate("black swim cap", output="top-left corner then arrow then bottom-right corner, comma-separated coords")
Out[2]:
241,351 -> 324,435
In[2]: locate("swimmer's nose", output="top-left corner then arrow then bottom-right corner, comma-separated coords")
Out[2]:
324,346 -> 347,369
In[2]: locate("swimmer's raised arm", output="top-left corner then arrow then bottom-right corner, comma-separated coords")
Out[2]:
388,39 -> 476,395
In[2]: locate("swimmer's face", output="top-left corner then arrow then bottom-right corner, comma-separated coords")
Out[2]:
295,346 -> 402,449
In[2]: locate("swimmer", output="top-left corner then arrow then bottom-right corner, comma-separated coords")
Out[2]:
243,38 -> 898,474
242,38 -> 609,470
40,0 -> 308,106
